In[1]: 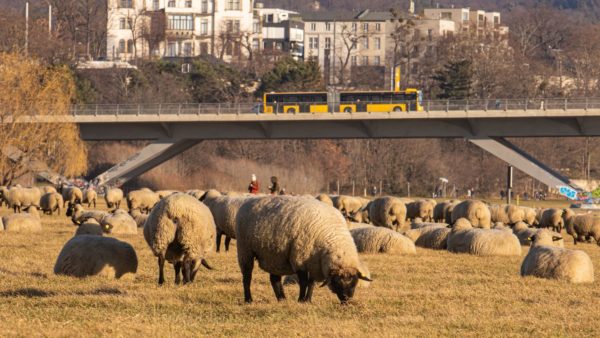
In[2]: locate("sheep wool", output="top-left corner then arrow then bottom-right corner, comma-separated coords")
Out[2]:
235,196 -> 370,304
82,189 -> 97,208
538,208 -> 566,233
406,200 -> 434,222
447,218 -> 521,256
350,227 -> 416,254
2,207 -> 42,232
101,211 -> 138,235
202,194 -> 252,252
54,235 -> 138,279
408,224 -> 451,250
368,196 -> 408,232
144,193 -> 216,285
521,207 -> 538,226
521,229 -> 594,283
450,200 -> 492,229
316,194 -> 334,206
75,220 -> 105,237
40,192 -> 63,215
565,214 -> 600,245
127,189 -> 160,213
105,188 -> 124,209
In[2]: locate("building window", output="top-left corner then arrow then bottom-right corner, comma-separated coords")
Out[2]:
363,37 -> 368,49
428,29 -> 433,41
266,14 -> 274,23
118,39 -> 126,53
200,19 -> 208,35
201,0 -> 209,12
226,20 -> 240,33
120,0 -> 133,8
200,42 -> 209,54
441,12 -> 452,20
363,23 -> 368,32
374,37 -> 380,50
127,40 -> 134,53
183,42 -> 192,56
185,0 -> 192,7
462,12 -> 469,21
168,0 -> 175,7
324,37 -> 331,49
153,0 -> 160,10
168,15 -> 193,30
311,23 -> 316,31
252,40 -> 259,50
167,42 -> 178,56
127,18 -> 133,29
119,18 -> 126,29
326,22 -> 331,31
373,56 -> 380,65
362,56 -> 368,65
352,23 -> 357,31
375,23 -> 381,31
351,55 -> 357,66
253,22 -> 260,33
225,0 -> 240,10
309,37 -> 318,49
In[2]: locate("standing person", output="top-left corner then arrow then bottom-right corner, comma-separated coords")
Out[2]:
268,176 -> 281,195
248,174 -> 259,194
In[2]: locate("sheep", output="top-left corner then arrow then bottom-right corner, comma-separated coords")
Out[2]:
129,208 -> 148,228
41,186 -> 57,194
235,196 -> 371,304
368,196 -> 408,232
565,214 -> 600,245
405,224 -> 451,250
489,204 -> 510,224
520,229 -> 594,283
447,218 -> 522,256
54,235 -> 138,279
127,189 -> 160,214
513,221 -> 564,247
315,194 -> 334,207
2,206 -> 42,232
538,208 -> 567,233
0,186 -> 8,208
69,204 -> 108,225
348,203 -> 371,224
284,259 -> 372,289
521,206 -> 538,226
157,190 -> 179,199
40,192 -> 63,215
406,200 -> 434,222
82,189 -> 97,208
104,188 -> 124,209
74,219 -> 105,236
450,200 -> 491,229
433,201 -> 452,223
201,192 -> 252,252
6,187 -> 41,213
60,186 -> 83,208
185,189 -> 206,200
144,193 -> 216,285
347,222 -> 372,230
335,195 -> 365,218
100,210 -> 138,235
350,227 -> 416,254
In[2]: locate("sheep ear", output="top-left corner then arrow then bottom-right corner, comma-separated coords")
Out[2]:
357,272 -> 372,282
200,258 -> 214,270
552,236 -> 562,241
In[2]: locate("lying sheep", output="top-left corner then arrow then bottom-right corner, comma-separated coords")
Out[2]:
315,194 -> 334,207
450,200 -> 491,229
74,219 -> 105,237
201,190 -> 251,252
538,208 -> 567,233
40,192 -> 63,215
54,235 -> 138,279
489,204 -> 510,224
406,200 -> 434,222
82,189 -> 97,208
565,214 -> 600,245
129,208 -> 149,228
236,196 -> 371,304
521,207 -> 538,226
403,224 -> 450,250
513,221 -> 564,247
144,193 -> 216,285
369,196 -> 407,232
127,189 -> 160,214
6,187 -> 41,213
104,188 -> 124,209
350,227 -> 416,254
101,210 -> 138,235
521,229 -> 594,283
2,206 -> 42,232
447,218 -> 521,256
69,204 -> 108,225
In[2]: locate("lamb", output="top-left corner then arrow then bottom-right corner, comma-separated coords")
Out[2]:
565,213 -> 600,245
447,218 -> 522,256
129,208 -> 149,228
235,196 -> 371,304
406,200 -> 434,222
127,189 -> 160,213
513,221 -> 564,247
60,186 -> 83,208
520,229 -> 594,283
104,188 -> 124,209
40,192 -> 63,215
2,206 -> 42,232
6,187 -> 41,213
350,227 -> 416,254
450,200 -> 491,229
69,204 -> 109,225
403,224 -> 450,250
368,196 -> 408,232
54,235 -> 138,279
315,194 -> 334,207
201,191 -> 252,252
144,193 -> 216,285
537,208 -> 567,233
82,189 -> 97,208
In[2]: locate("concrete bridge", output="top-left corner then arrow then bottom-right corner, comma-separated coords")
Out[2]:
26,98 -> 600,195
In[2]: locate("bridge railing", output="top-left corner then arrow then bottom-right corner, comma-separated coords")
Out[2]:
70,98 -> 600,116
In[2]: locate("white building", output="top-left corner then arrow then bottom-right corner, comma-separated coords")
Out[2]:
254,6 -> 304,59
422,7 -> 508,40
106,0 -> 255,61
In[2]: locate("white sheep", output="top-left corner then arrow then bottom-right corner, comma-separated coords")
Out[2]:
350,227 -> 416,254
335,195 -> 366,218
450,200 -> 491,229
447,218 -> 521,256
489,204 -> 510,224
201,191 -> 252,252
368,196 -> 407,232
74,219 -> 105,237
157,190 -> 179,199
104,188 -> 124,209
54,235 -> 138,279
521,206 -> 538,226
40,192 -> 63,215
129,208 -> 149,228
521,229 -> 594,283
315,194 -> 334,207
127,189 -> 160,214
101,210 -> 138,235
82,188 -> 97,208
60,186 -> 83,208
404,224 -> 450,250
235,196 -> 371,304
144,193 -> 216,285
2,206 -> 42,232
6,187 -> 41,213
565,213 -> 600,245
69,204 -> 108,225
406,200 -> 434,222
537,208 -> 569,233
513,221 -> 564,247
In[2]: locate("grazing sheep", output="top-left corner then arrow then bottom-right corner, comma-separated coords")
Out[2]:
565,214 -> 600,245
60,186 -> 83,208
538,208 -> 567,233
82,189 -> 97,208
236,196 -> 371,304
69,204 -> 108,225
433,201 -> 453,223
74,219 -> 105,237
450,200 -> 491,229
447,218 -> 521,256
201,192 -> 252,253
335,195 -> 365,218
350,227 -> 416,254
129,208 -> 148,228
144,193 -> 216,285
406,200 -> 434,222
369,196 -> 408,232
127,189 -> 160,214
521,207 -> 538,226
2,206 -> 42,232
54,235 -> 138,279
6,187 -> 41,213
40,192 -> 64,215
315,194 -> 334,207
521,229 -> 594,283
104,188 -> 124,209
348,204 -> 371,224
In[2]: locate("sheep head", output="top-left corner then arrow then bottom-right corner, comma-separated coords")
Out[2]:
321,268 -> 372,304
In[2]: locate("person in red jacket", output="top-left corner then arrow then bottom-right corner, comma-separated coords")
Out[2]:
248,174 -> 259,194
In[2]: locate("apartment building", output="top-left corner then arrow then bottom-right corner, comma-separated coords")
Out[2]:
106,0 -> 255,61
422,7 -> 508,40
254,6 -> 304,60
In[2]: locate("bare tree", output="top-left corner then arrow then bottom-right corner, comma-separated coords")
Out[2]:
335,23 -> 370,86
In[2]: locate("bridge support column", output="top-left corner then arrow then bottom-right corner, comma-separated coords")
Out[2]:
469,137 -> 583,193
94,139 -> 201,187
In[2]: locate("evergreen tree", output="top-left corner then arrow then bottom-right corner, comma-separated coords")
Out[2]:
257,57 -> 324,95
432,59 -> 473,99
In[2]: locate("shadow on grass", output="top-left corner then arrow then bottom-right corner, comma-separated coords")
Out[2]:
73,287 -> 124,296
0,268 -> 48,279
0,288 -> 56,298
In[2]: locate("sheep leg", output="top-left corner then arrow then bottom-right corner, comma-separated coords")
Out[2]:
216,232 -> 222,253
241,264 -> 254,303
93,200 -> 96,208
174,261 -> 182,285
269,274 -> 286,301
224,237 -> 231,252
158,255 -> 166,285
297,271 -> 309,302
183,260 -> 192,285
305,281 -> 315,303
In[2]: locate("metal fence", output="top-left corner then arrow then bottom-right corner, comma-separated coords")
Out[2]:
69,98 -> 600,116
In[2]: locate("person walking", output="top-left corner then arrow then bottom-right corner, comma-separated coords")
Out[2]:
248,174 -> 259,194
268,176 -> 281,195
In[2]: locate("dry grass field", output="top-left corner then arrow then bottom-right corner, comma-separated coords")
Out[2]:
1,199 -> 600,337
